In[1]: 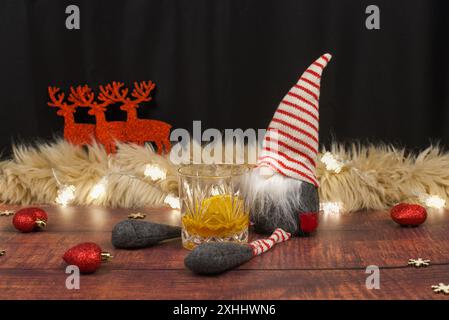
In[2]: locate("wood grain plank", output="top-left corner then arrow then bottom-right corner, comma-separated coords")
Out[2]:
1,205 -> 449,299
1,231 -> 449,270
1,266 -> 448,300
1,207 -> 449,270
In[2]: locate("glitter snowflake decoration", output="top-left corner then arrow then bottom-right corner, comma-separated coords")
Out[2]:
128,213 -> 146,219
431,283 -> 449,295
408,258 -> 430,268
0,210 -> 15,216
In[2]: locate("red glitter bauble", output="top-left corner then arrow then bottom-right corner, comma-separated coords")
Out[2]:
299,212 -> 319,233
63,242 -> 112,274
390,203 -> 427,227
12,207 -> 48,233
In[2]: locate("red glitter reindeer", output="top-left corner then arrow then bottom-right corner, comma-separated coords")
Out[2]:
69,85 -> 127,154
48,86 -> 95,146
99,81 -> 172,154
48,82 -> 172,154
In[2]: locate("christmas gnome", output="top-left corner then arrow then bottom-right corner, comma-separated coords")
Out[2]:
244,53 -> 332,236
184,53 -> 333,274
110,53 -> 332,275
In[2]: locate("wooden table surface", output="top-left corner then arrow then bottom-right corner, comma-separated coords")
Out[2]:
0,204 -> 448,300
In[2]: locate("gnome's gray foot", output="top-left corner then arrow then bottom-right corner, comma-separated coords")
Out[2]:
111,220 -> 181,249
185,242 -> 253,275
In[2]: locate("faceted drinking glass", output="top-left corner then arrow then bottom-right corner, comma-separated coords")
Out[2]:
178,164 -> 250,250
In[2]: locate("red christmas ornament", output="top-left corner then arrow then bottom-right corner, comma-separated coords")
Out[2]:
299,212 -> 319,233
12,207 -> 48,233
63,242 -> 112,273
390,203 -> 427,227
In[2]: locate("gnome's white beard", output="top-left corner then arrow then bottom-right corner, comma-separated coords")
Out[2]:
243,168 -> 319,234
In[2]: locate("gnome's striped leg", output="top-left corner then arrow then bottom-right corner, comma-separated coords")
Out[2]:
249,228 -> 292,256
184,228 -> 291,275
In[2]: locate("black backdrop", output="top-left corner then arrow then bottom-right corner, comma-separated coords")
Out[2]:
0,0 -> 448,155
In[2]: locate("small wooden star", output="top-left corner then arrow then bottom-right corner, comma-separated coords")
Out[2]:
128,213 -> 146,219
408,258 -> 430,268
0,210 -> 15,217
432,283 -> 449,295
0,250 -> 5,256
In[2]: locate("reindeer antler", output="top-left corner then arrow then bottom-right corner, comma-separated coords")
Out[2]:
131,81 -> 155,105
99,81 -> 129,103
48,86 -> 67,108
68,85 -> 95,106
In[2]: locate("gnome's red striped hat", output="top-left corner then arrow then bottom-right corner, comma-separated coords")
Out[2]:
257,53 -> 332,187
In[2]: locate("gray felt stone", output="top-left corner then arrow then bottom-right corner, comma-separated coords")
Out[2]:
111,220 -> 181,249
185,242 -> 253,275
252,181 -> 319,235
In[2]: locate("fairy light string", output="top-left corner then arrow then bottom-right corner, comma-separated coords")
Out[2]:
48,161 -> 449,213
51,164 -> 180,209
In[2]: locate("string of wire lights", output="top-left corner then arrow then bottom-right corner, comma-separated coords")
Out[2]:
52,164 -> 180,209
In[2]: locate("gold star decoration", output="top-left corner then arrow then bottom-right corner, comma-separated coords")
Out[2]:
128,213 -> 146,219
408,258 -> 430,268
0,250 -> 5,256
0,210 -> 15,217
432,283 -> 449,295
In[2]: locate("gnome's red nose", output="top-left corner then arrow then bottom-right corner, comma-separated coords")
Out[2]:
299,212 -> 319,234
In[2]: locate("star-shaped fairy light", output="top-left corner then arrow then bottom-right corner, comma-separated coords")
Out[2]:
89,177 -> 108,200
144,164 -> 166,181
320,152 -> 345,174
55,184 -> 76,206
128,213 -> 146,219
0,210 -> 15,217
419,194 -> 446,209
52,168 -> 76,206
408,258 -> 430,268
320,201 -> 344,215
0,249 -> 5,256
164,194 -> 181,209
431,283 -> 449,295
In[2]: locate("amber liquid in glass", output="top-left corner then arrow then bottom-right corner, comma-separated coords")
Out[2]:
181,195 -> 249,250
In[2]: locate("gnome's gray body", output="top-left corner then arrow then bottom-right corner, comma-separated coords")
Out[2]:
244,170 -> 319,235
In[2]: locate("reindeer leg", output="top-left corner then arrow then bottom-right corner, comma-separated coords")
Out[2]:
103,142 -> 111,154
110,142 -> 117,154
155,141 -> 163,155
163,138 -> 171,154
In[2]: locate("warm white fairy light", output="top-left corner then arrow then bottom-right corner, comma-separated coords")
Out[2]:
420,194 -> 446,209
320,201 -> 344,215
320,152 -> 345,174
89,177 -> 108,200
52,168 -> 76,206
164,194 -> 180,209
55,184 -> 76,206
144,164 -> 166,181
